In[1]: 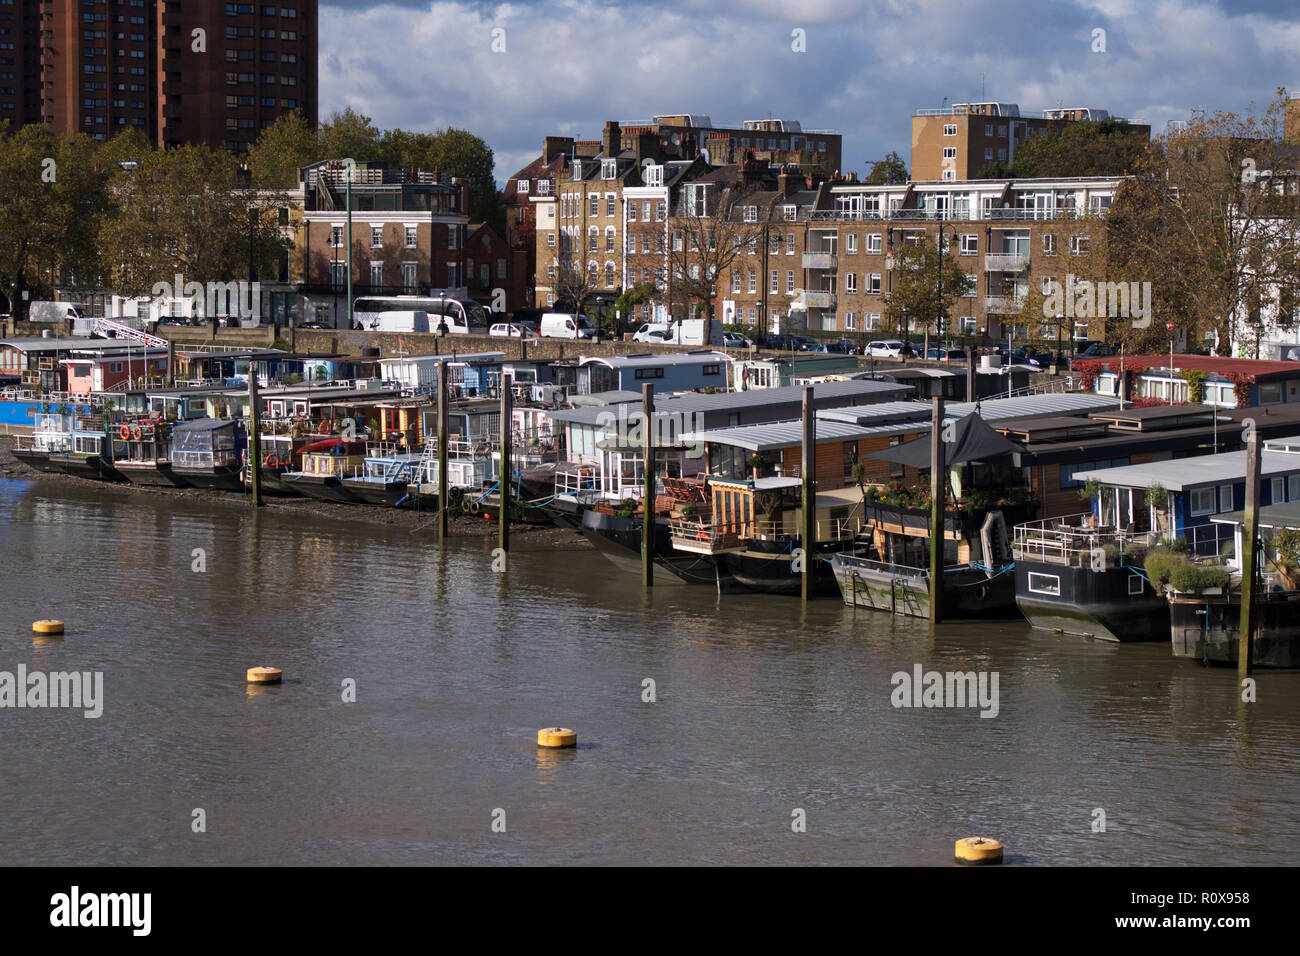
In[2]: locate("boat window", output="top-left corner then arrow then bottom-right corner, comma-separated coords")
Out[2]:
1128,575 -> 1144,595
1189,487 -> 1215,515
1027,572 -> 1061,596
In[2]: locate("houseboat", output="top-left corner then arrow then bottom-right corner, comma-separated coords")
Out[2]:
340,450 -> 423,507
9,411 -> 73,473
107,418 -> 186,487
169,419 -> 245,490
44,412 -> 121,481
279,438 -> 369,502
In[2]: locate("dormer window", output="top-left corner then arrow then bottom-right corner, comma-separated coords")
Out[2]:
517,179 -> 529,194
743,205 -> 758,222
601,159 -> 617,179
571,159 -> 583,179
645,164 -> 663,187
783,205 -> 796,221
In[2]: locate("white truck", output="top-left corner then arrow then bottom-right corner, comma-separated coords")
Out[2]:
27,301 -> 86,322
634,318 -> 723,346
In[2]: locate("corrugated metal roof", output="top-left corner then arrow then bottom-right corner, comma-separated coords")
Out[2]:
686,392 -> 1119,452
1087,354 -> 1300,380
1074,441 -> 1300,490
1212,501 -> 1300,528
579,351 -> 732,369
549,379 -> 909,425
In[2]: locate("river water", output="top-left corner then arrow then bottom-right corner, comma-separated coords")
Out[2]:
1,475 -> 1296,866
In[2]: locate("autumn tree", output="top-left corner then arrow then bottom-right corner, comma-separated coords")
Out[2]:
98,144 -> 289,299
1106,91 -> 1300,356
978,119 -> 1148,179
664,181 -> 775,336
882,232 -> 974,346
247,111 -> 318,189
0,126 -> 113,318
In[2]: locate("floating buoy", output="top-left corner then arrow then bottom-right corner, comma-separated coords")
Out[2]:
955,837 -> 1003,866
246,666 -> 282,684
537,727 -> 577,748
32,620 -> 64,635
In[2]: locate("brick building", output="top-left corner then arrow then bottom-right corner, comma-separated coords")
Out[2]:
13,0 -> 317,150
910,102 -> 1148,180
296,160 -> 469,328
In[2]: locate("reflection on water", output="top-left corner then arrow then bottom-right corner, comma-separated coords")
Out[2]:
0,476 -> 1297,865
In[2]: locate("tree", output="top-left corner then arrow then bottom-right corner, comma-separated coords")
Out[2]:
980,119 -> 1149,179
247,111 -> 318,189
318,108 -> 382,164
883,233 -> 972,346
1105,91 -> 1300,356
664,181 -> 774,336
864,151 -> 909,185
613,281 -> 657,333
551,230 -> 599,318
97,144 -> 289,299
1005,215 -> 1111,356
380,127 -> 503,233
0,126 -> 113,318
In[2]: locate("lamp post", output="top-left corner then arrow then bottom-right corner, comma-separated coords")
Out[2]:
936,219 -> 954,356
345,165 -> 353,331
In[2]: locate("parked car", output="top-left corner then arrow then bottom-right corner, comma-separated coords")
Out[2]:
723,331 -> 753,349
865,339 -> 906,357
923,347 -> 967,362
489,322 -> 539,338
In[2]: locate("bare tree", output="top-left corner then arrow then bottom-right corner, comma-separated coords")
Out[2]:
551,228 -> 599,316
664,178 -> 776,336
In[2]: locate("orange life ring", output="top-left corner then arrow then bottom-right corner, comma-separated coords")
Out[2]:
265,453 -> 281,469
695,530 -> 710,542
130,424 -> 143,441
118,424 -> 131,440
319,421 -> 331,435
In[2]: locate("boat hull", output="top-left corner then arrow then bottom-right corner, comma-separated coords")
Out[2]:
832,553 -> 1016,618
259,465 -> 305,496
116,461 -> 189,488
9,448 -> 57,473
340,478 -> 410,507
1013,560 -> 1167,642
717,540 -> 840,596
581,508 -> 721,585
46,453 -> 122,482
171,465 -> 244,491
280,473 -> 359,502
1169,594 -> 1300,668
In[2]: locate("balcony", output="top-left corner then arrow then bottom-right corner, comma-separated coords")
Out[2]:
796,290 -> 836,310
802,252 -> 837,270
987,208 -> 1081,221
984,296 -> 1025,313
984,253 -> 1028,272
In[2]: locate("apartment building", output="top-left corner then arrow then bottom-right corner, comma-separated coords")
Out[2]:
296,160 -> 469,327
503,146 -> 566,313
625,114 -> 841,174
911,102 -> 1148,180
622,158 -> 705,323
800,176 -> 1127,342
21,0 -> 317,150
465,222 -> 517,312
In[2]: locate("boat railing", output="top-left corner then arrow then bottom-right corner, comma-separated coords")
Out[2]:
819,516 -> 862,542
1012,514 -> 1234,565
669,518 -> 744,554
833,552 -> 931,580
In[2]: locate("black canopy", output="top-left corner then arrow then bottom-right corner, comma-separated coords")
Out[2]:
867,412 -> 1022,468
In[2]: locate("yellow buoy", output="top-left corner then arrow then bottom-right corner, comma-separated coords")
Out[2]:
32,620 -> 65,635
246,666 -> 282,684
537,727 -> 577,748
955,837 -> 1003,865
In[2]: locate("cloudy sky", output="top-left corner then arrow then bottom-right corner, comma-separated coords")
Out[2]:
318,0 -> 1300,183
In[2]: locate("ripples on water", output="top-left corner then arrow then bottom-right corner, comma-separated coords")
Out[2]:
0,477 -> 1296,865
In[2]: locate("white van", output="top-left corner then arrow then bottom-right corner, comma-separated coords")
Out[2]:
365,310 -> 431,334
540,313 -> 595,339
632,323 -> 670,343
28,300 -> 86,322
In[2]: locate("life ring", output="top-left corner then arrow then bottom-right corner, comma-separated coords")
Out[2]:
695,529 -> 710,542
118,424 -> 131,440
264,452 -> 281,469
131,424 -> 143,441
319,421 -> 332,435
468,499 -> 481,514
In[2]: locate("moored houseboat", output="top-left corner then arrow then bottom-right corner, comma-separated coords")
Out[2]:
44,413 -> 122,481
340,450 -> 422,506
9,411 -> 73,473
106,418 -> 186,487
169,419 -> 245,490
279,438 -> 368,502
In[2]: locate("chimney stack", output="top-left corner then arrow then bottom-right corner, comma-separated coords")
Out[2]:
602,120 -> 622,157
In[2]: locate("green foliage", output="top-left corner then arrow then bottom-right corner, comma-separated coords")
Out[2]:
748,453 -> 768,473
1144,548 -> 1188,585
680,503 -> 697,517
1078,476 -> 1103,501
247,111 -> 318,190
1143,481 -> 1169,509
976,119 -> 1148,179
1168,563 -> 1230,593
1180,368 -> 1208,403
883,238 -> 971,339
864,151 -> 908,185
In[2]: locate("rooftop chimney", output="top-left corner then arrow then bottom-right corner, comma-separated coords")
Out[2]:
602,120 -> 622,157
